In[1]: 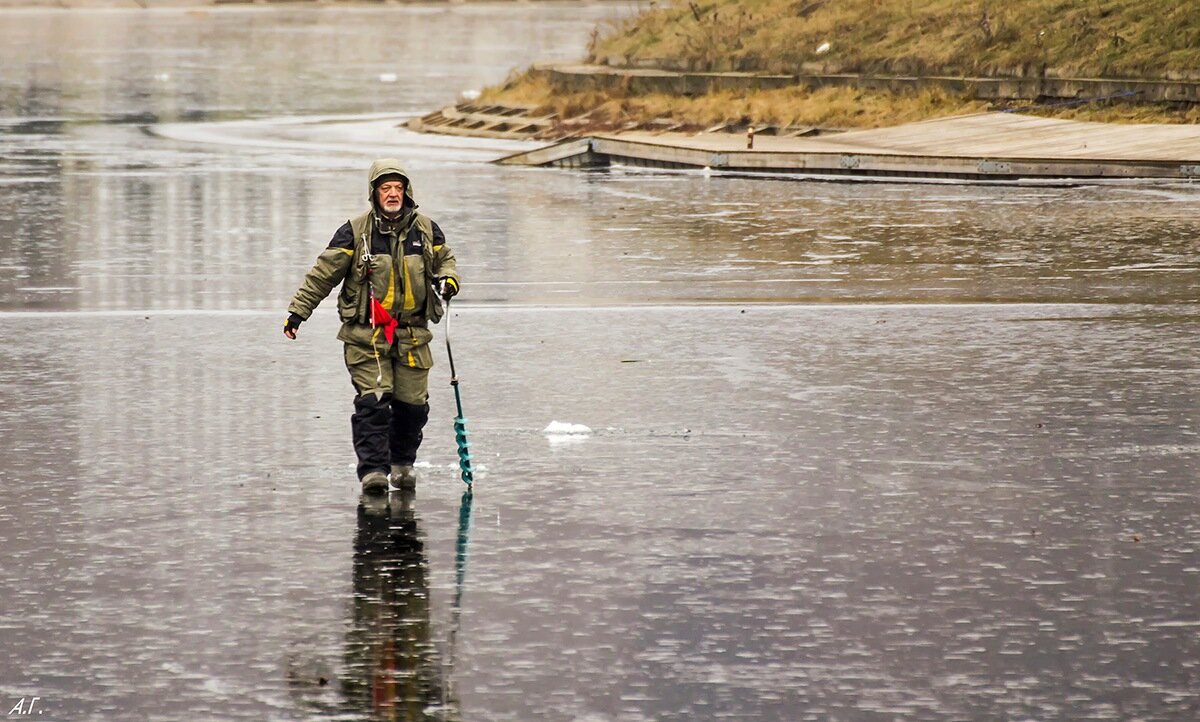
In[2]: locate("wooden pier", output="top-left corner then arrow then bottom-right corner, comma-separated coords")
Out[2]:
406,101 -> 821,141
496,112 -> 1200,183
406,103 -> 557,140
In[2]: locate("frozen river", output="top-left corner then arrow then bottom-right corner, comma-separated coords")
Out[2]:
2,5 -> 1199,721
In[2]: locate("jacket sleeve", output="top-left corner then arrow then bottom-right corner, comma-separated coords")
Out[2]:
287,223 -> 355,320
430,221 -> 459,287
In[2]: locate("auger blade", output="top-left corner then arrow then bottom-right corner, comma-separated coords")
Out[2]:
454,416 -> 475,485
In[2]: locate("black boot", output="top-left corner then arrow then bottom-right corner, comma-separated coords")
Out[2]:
352,392 -> 392,481
389,400 -> 429,466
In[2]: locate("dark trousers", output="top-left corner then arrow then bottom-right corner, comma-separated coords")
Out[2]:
351,393 -> 429,479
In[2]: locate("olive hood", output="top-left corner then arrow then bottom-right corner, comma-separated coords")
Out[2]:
368,158 -> 417,216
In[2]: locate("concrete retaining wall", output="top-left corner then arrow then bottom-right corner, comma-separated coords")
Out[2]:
541,64 -> 1200,105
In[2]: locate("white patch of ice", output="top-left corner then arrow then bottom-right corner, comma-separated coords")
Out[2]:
543,421 -> 592,435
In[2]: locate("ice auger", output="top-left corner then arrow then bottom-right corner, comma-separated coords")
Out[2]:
443,298 -> 474,487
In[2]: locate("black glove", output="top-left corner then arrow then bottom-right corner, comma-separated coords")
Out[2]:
283,312 -> 303,339
438,277 -> 459,301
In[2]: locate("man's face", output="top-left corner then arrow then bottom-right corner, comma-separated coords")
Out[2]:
376,180 -> 405,215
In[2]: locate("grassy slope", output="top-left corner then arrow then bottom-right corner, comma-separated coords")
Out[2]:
591,0 -> 1200,79
480,0 -> 1200,131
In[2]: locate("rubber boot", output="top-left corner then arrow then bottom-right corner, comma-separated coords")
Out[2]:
352,392 -> 392,482
390,464 -> 417,491
360,470 -> 389,496
389,399 -> 428,466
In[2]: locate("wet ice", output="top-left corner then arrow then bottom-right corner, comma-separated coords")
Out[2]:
1,4 -> 1200,722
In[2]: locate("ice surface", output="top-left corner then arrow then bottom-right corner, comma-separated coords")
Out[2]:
1,5 -> 1199,722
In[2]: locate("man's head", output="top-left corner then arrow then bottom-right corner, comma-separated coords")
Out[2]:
374,173 -> 406,217
367,159 -> 415,219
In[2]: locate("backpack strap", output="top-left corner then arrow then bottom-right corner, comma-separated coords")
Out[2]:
413,213 -> 445,324
347,211 -> 374,323
414,214 -> 435,277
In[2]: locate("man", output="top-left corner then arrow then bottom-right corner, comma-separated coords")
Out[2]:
284,159 -> 459,495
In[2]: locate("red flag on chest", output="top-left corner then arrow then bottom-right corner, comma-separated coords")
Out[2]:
370,297 -> 399,344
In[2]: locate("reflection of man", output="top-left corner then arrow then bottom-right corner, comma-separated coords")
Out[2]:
284,159 -> 460,495
344,492 -> 457,720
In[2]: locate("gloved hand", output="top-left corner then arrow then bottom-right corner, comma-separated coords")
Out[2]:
283,312 -> 304,339
437,277 -> 459,301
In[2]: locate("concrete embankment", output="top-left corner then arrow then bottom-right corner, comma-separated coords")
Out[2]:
539,63 -> 1200,105
496,112 -> 1200,184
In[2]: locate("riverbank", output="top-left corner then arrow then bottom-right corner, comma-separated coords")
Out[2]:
474,64 -> 1200,136
399,66 -> 1200,183
469,0 -> 1200,134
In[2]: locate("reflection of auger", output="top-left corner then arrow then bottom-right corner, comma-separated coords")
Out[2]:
441,488 -> 473,712
443,298 -> 474,487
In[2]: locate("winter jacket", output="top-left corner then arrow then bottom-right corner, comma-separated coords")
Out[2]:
288,160 -> 459,348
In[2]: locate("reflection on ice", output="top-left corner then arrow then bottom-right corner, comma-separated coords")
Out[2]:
286,490 -> 473,721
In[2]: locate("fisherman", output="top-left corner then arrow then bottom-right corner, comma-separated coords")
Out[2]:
283,159 -> 459,495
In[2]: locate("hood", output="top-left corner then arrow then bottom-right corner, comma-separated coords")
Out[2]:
368,158 -> 417,216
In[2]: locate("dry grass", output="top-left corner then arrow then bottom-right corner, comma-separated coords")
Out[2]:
1021,101 -> 1200,124
590,0 -> 1200,80
480,71 -> 1200,131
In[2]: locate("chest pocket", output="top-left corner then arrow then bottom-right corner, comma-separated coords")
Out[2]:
365,253 -> 396,311
396,216 -> 436,317
343,212 -> 437,323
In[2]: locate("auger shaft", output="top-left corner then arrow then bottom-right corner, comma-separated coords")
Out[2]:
444,299 -> 474,486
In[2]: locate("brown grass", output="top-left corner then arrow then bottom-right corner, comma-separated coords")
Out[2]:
1021,102 -> 1200,124
480,71 -> 1200,132
590,0 -> 1200,81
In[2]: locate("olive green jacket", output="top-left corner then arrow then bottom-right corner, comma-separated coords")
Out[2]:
287,160 -> 459,347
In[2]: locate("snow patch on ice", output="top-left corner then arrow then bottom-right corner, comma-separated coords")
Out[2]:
544,421 -> 592,435
544,421 -> 593,445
